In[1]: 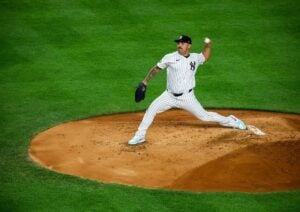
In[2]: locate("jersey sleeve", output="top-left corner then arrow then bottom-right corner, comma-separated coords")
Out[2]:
157,55 -> 169,69
197,53 -> 206,65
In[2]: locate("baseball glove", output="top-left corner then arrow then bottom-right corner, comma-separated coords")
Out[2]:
135,82 -> 147,102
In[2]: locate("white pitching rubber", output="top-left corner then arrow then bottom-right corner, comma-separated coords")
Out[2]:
247,125 -> 266,136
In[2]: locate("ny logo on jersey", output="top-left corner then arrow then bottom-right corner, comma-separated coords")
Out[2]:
190,61 -> 196,71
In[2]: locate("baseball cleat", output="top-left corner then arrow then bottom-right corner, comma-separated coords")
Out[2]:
229,115 -> 247,130
128,135 -> 145,145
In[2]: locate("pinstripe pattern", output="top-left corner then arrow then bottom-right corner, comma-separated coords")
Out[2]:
157,51 -> 205,93
134,51 -> 237,139
135,90 -> 234,138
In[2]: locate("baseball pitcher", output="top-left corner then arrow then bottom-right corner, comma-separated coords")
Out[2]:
130,35 -> 247,145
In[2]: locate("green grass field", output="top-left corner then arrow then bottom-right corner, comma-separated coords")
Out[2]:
1,0 -> 300,211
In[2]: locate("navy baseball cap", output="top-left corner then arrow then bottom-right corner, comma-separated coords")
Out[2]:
174,35 -> 192,44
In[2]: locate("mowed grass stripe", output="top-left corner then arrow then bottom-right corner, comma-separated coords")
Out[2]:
0,0 -> 300,211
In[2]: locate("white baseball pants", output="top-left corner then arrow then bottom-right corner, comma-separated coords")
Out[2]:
135,90 -> 235,138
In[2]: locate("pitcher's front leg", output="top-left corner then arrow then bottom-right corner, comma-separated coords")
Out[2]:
128,91 -> 173,145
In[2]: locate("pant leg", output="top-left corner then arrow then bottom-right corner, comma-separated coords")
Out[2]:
178,91 -> 233,127
135,91 -> 175,138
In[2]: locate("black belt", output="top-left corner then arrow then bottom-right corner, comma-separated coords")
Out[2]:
171,89 -> 193,97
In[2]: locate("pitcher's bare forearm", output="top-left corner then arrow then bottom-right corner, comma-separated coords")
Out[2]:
142,66 -> 161,85
202,42 -> 212,61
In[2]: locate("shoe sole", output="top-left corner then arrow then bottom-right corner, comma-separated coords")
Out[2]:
128,139 -> 146,145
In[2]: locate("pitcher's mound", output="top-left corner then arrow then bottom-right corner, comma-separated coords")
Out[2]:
29,110 -> 300,192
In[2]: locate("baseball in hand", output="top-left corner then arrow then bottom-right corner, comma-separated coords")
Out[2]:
204,37 -> 211,44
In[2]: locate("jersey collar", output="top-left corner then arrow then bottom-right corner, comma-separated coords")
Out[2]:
176,51 -> 190,59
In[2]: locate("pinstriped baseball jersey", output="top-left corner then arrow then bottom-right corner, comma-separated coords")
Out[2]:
157,51 -> 206,93
128,36 -> 247,144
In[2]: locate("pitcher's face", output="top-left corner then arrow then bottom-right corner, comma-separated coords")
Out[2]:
177,42 -> 191,56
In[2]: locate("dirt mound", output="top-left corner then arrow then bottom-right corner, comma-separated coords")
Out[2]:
29,110 -> 300,192
169,140 -> 300,192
